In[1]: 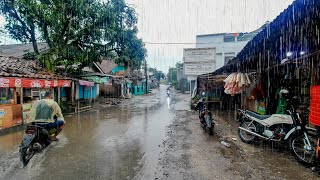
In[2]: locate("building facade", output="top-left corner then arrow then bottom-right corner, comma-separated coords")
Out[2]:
195,24 -> 267,71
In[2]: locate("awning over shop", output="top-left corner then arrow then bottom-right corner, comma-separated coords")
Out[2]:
79,80 -> 95,87
0,77 -> 71,88
82,76 -> 111,85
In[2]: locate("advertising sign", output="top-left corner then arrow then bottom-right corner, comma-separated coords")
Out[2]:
0,109 -> 7,118
183,48 -> 216,76
184,63 -> 216,76
183,48 -> 216,63
0,78 -> 71,88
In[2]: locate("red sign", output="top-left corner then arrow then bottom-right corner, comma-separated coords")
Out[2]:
0,77 -> 71,88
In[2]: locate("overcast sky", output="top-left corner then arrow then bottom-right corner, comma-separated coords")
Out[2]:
126,0 -> 294,73
0,0 -> 294,73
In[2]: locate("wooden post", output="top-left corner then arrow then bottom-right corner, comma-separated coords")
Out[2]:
13,88 -> 17,104
90,86 -> 93,107
20,88 -> 24,104
121,81 -> 124,97
71,81 -> 75,104
58,87 -> 61,105
77,101 -> 80,113
20,87 -> 24,124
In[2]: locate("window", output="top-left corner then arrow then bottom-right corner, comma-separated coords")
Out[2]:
223,35 -> 235,42
0,88 -> 14,104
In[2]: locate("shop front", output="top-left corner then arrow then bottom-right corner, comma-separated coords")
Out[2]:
0,77 -> 71,129
192,74 -> 228,110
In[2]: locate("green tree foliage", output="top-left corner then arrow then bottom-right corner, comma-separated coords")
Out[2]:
0,0 -> 146,73
167,62 -> 184,89
148,67 -> 165,81
167,67 -> 177,83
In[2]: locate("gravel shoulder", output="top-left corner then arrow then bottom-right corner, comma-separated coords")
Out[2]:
153,93 -> 317,180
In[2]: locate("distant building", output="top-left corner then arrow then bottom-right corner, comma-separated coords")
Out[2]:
195,23 -> 268,71
184,23 -> 268,97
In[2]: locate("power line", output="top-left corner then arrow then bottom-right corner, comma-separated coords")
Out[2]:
143,41 -> 231,45
144,42 -> 206,45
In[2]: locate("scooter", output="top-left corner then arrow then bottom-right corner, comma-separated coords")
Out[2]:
238,90 -> 316,165
195,95 -> 215,135
166,90 -> 170,97
199,104 -> 214,135
19,122 -> 63,166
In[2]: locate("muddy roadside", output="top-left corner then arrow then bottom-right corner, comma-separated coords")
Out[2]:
153,94 -> 318,180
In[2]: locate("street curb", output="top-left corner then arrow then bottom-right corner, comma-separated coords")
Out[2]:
0,124 -> 25,136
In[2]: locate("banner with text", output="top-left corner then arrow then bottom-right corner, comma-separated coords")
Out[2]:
0,77 -> 71,88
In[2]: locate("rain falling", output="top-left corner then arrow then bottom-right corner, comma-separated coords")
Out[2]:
0,0 -> 320,179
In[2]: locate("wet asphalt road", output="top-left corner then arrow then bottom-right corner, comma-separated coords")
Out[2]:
0,85 -> 176,180
0,85 -> 319,180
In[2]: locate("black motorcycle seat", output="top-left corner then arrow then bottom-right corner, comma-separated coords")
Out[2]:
245,110 -> 270,120
29,122 -> 50,128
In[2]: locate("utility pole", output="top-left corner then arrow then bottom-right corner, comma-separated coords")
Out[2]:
145,59 -> 148,94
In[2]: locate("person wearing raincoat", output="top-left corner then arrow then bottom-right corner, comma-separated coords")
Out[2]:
28,91 -> 65,141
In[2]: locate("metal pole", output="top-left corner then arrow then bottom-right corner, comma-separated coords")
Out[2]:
145,59 -> 148,94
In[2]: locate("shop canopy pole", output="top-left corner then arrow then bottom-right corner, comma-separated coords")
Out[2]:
71,81 -> 75,104
14,88 -> 17,104
58,87 -> 61,105
20,88 -> 23,104
20,87 -> 24,124
90,86 -> 93,107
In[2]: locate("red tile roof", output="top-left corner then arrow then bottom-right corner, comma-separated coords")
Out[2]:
0,56 -> 69,79
0,43 -> 48,58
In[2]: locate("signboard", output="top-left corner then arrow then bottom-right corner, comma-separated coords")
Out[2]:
0,109 -> 7,118
184,63 -> 216,76
0,77 -> 71,88
79,80 -> 95,87
183,48 -> 216,63
183,48 -> 216,76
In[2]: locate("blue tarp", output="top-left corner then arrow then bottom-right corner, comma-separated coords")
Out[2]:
78,84 -> 98,99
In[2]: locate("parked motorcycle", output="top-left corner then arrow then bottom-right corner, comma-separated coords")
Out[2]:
290,107 -> 317,165
200,105 -> 215,135
195,95 -> 215,135
19,122 -> 63,166
238,89 -> 316,165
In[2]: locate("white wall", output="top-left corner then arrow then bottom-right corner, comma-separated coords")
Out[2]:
196,35 -> 249,70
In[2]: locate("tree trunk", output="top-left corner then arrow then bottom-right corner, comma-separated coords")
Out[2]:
30,26 -> 39,55
42,23 -> 51,48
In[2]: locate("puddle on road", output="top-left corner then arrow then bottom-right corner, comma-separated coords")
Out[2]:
0,86 -> 177,180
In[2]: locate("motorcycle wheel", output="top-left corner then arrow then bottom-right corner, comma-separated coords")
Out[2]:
202,124 -> 206,132
20,146 -> 35,166
209,126 -> 214,135
238,121 -> 256,144
291,134 -> 316,166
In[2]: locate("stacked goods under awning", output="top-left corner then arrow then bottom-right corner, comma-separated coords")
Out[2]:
192,74 -> 229,110
223,73 -> 251,96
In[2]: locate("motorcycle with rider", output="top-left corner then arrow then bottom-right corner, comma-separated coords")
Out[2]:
19,91 -> 65,166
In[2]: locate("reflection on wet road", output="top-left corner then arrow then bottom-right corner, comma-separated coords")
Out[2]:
0,85 -> 176,180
